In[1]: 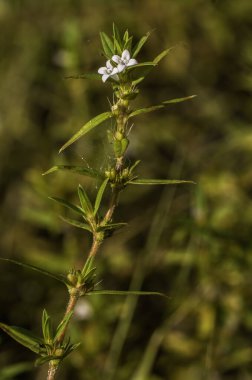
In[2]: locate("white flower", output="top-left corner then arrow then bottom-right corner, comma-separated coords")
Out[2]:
98,60 -> 119,82
112,49 -> 138,73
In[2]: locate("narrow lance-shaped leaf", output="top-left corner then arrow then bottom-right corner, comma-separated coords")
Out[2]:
78,185 -> 93,216
43,165 -> 102,179
0,258 -> 66,284
42,309 -> 53,344
87,290 -> 170,298
0,323 -> 43,354
100,32 -> 114,58
127,62 -> 156,81
129,160 -> 141,174
129,105 -> 164,119
162,95 -> 197,104
132,31 -> 151,58
59,216 -> 92,232
59,112 -> 114,153
129,96 -> 196,119
129,179 -> 196,185
153,47 -> 173,64
99,222 -> 127,231
113,23 -> 122,54
94,178 -> 109,216
82,256 -> 95,276
49,197 -> 84,216
35,355 -> 60,367
124,36 -> 133,52
54,311 -> 73,342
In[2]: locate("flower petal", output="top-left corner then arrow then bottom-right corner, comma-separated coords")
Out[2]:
102,74 -> 109,82
112,55 -> 121,64
117,63 -> 125,73
106,60 -> 113,69
122,49 -> 130,61
111,67 -> 119,75
127,59 -> 138,66
98,67 -> 107,74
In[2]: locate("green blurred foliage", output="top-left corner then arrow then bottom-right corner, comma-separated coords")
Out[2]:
0,0 -> 252,379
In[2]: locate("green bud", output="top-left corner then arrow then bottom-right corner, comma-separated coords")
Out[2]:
113,140 -> 122,157
105,170 -> 110,178
121,138 -> 129,155
115,131 -> 123,141
67,271 -> 78,286
122,168 -> 130,179
110,168 -> 116,180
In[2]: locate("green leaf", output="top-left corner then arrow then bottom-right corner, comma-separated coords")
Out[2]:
127,62 -> 156,81
43,165 -> 102,179
153,47 -> 173,64
0,362 -> 33,379
42,309 -> 53,344
162,95 -> 197,104
94,178 -> 109,216
113,23 -> 122,54
87,290 -> 169,298
0,323 -> 43,354
129,160 -> 141,174
99,222 -> 127,231
123,29 -> 129,43
83,266 -> 96,281
128,179 -> 196,185
59,112 -> 114,153
0,258 -> 66,284
78,185 -> 93,216
59,216 -> 92,232
129,105 -> 164,119
132,31 -> 151,58
65,73 -> 101,81
64,342 -> 81,358
49,196 -> 85,216
35,355 -> 60,367
81,256 -> 95,276
128,96 -> 197,119
54,311 -> 73,342
124,36 -> 133,52
100,32 -> 114,57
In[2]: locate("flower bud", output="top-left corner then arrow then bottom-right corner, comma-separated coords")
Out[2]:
121,138 -> 129,155
122,168 -> 130,179
113,140 -> 122,157
110,168 -> 116,180
115,131 -> 123,141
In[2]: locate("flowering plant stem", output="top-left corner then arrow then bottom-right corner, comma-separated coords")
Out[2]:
0,25 -> 195,380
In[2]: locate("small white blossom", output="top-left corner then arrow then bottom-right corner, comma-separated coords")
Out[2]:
112,49 -> 138,73
98,60 -> 119,82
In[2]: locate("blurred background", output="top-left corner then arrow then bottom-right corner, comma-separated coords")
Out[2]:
0,0 -> 252,379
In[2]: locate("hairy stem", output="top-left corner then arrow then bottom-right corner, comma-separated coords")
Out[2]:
47,362 -> 59,380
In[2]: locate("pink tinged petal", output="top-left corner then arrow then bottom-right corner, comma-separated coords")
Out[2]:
102,74 -> 110,82
98,67 -> 107,74
127,59 -> 138,66
117,63 -> 126,73
122,49 -> 130,61
112,55 -> 121,64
